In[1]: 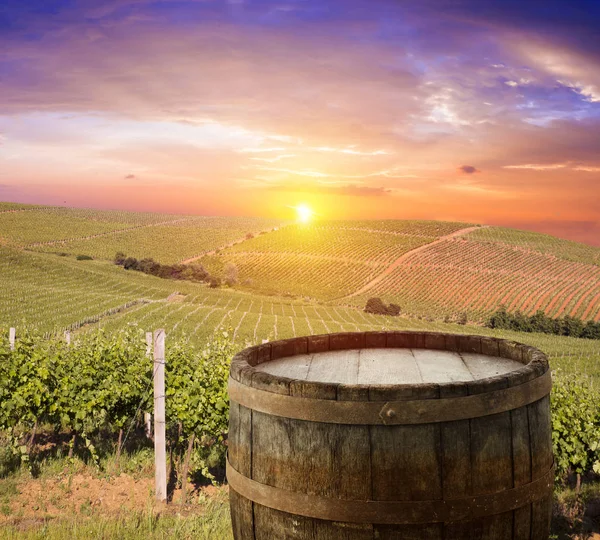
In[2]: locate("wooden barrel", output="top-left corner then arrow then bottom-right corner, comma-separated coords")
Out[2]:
227,331 -> 553,540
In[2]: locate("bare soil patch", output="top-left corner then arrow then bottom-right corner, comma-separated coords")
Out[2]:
0,472 -> 225,524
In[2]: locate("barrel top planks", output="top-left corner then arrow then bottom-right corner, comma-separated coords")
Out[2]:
253,348 -> 524,385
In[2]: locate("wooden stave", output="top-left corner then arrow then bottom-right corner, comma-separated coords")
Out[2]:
228,331 -> 553,539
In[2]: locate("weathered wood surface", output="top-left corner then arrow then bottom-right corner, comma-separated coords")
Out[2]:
254,348 -> 523,385
153,329 -> 167,503
229,332 -> 553,540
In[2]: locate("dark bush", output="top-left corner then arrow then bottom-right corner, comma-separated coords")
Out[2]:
387,303 -> 401,316
122,257 -> 139,270
486,307 -> 600,340
76,254 -> 93,261
114,253 -> 213,286
224,263 -> 239,287
209,277 -> 221,288
365,298 -> 389,315
364,298 -> 401,317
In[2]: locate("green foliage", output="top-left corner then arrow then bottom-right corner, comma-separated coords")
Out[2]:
166,331 -> 237,437
487,307 -> 600,340
75,254 -> 93,261
364,297 -> 401,316
115,253 -> 211,283
551,373 -> 600,480
0,329 -> 238,479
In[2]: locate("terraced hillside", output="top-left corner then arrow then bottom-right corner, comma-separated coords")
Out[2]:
1,203 -> 599,363
200,220 -> 473,300
346,226 -> 600,322
1,242 -> 599,381
0,206 -> 280,263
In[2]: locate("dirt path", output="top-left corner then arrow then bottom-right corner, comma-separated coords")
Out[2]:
338,225 -> 485,300
179,226 -> 283,264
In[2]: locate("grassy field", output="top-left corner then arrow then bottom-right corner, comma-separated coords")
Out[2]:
3,204 -> 600,324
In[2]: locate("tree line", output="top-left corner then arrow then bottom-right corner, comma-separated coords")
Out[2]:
486,306 -> 600,340
114,252 -> 239,288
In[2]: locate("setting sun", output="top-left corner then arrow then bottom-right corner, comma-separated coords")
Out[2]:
296,204 -> 313,223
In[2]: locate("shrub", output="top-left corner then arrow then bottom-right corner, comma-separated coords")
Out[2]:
0,328 -> 240,482
209,277 -> 221,288
457,312 -> 468,325
114,253 -> 212,285
364,298 -> 401,317
387,303 -> 401,316
224,263 -> 238,287
486,308 -> 600,340
76,254 -> 93,261
122,257 -> 139,270
365,298 -> 389,315
551,373 -> 600,481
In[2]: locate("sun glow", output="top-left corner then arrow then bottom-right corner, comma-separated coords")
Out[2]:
296,203 -> 314,223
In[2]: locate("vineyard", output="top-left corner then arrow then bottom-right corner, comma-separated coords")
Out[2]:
1,203 -> 600,537
0,206 -> 280,263
347,233 -> 600,322
0,204 -> 599,380
468,226 -> 600,266
200,221 -> 469,299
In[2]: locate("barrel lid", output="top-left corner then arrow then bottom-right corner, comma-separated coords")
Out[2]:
253,348 -> 523,385
229,332 -> 549,401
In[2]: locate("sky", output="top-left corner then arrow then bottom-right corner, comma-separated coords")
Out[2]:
1,0 -> 600,245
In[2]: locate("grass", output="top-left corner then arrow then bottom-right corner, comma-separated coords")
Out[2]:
0,499 -> 232,540
0,438 -> 233,540
552,479 -> 600,539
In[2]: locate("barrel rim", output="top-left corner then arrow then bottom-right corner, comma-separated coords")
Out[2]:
229,331 -> 549,401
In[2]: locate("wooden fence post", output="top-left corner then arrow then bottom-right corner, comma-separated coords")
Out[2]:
153,329 -> 167,502
9,328 -> 15,351
144,332 -> 153,439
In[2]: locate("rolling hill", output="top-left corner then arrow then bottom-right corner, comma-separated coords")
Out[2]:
1,202 -> 600,381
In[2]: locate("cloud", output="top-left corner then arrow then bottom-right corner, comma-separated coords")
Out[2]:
250,154 -> 296,163
239,147 -> 287,153
124,173 -> 136,179
0,0 -> 599,238
503,163 -> 567,171
267,183 -> 393,197
311,146 -> 391,156
255,167 -> 331,178
458,165 -> 480,174
573,166 -> 600,172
